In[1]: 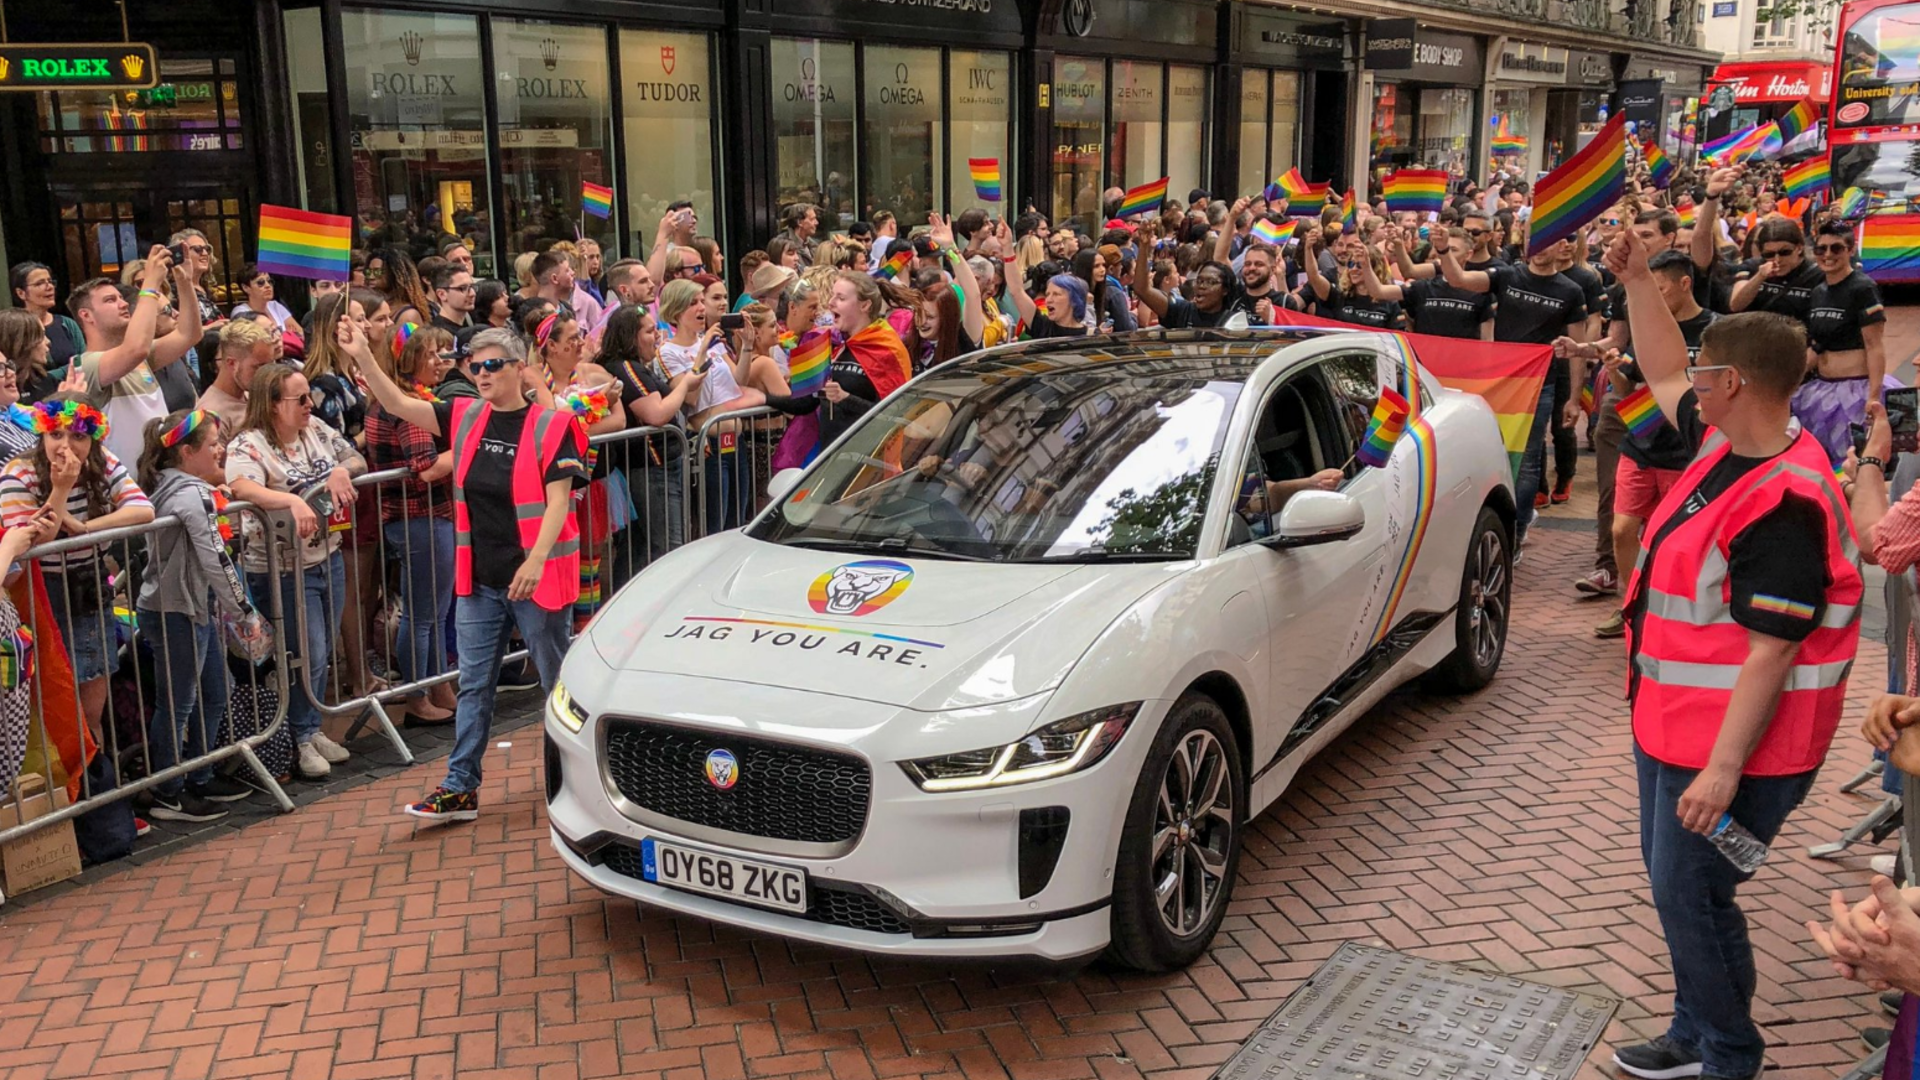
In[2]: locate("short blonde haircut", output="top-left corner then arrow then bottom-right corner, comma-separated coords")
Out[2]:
513,250 -> 537,289
217,317 -> 272,358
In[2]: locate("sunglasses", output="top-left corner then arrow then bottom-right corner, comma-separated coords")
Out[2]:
1599,219 -> 1622,227
467,357 -> 514,375
186,245 -> 212,256
1815,242 -> 1849,255
1684,363 -> 1746,387
275,394 -> 313,407
1464,228 -> 1489,237
1760,246 -> 1799,258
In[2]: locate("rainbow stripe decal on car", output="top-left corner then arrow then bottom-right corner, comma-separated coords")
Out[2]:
1368,415 -> 1438,647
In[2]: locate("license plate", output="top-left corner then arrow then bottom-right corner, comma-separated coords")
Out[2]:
640,838 -> 808,914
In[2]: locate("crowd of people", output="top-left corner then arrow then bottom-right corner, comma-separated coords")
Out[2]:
5,153 -> 1920,1078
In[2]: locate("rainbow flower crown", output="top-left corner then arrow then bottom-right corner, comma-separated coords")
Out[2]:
10,400 -> 109,439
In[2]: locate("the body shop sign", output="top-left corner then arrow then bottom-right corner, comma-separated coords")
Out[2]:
1365,19 -> 1483,84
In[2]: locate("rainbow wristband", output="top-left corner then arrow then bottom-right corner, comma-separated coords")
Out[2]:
138,288 -> 164,302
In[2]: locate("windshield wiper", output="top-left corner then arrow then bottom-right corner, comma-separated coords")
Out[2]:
1016,549 -> 1190,563
780,535 -> 996,562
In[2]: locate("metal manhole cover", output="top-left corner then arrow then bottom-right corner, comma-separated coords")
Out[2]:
1211,943 -> 1618,1080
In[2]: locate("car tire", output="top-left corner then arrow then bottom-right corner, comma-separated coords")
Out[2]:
1426,505 -> 1511,693
1105,693 -> 1244,972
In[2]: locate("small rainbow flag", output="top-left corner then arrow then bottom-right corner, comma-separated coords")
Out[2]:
786,328 -> 834,396
1250,218 -> 1288,246
1579,363 -> 1606,415
1616,384 -> 1664,439
1776,98 -> 1819,143
1675,203 -> 1697,228
1356,386 -> 1411,468
874,247 -> 913,281
1491,115 -> 1527,155
1527,113 -> 1626,257
1277,168 -> 1331,215
969,158 -> 1002,202
1704,122 -> 1782,164
581,181 -> 614,219
1115,177 -> 1169,219
1860,216 -> 1920,280
1339,189 -> 1357,231
1643,141 -> 1674,189
1383,169 -> 1447,215
1263,182 -> 1286,204
1783,157 -> 1831,200
256,204 -> 352,281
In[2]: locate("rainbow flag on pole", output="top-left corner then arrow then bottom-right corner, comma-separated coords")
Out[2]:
1355,386 -> 1412,468
1782,156 -> 1831,200
1527,113 -> 1626,257
581,181 -> 613,219
1339,189 -> 1357,231
874,247 -> 912,281
1704,122 -> 1782,164
1675,203 -> 1697,228
1616,385 -> 1665,439
1277,168 -> 1331,215
785,328 -> 834,396
968,158 -> 1002,202
1115,177 -> 1169,219
1383,169 -> 1447,215
1776,98 -> 1819,142
1643,141 -> 1674,189
256,204 -> 352,281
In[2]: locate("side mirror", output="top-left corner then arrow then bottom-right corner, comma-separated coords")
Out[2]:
1269,490 -> 1364,547
767,468 -> 806,502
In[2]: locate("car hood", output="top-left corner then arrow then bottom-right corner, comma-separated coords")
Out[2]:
585,535 -> 1187,710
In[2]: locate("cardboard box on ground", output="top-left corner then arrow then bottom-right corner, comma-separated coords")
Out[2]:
0,773 -> 82,896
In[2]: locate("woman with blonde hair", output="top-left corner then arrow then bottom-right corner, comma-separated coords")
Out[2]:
167,228 -> 226,329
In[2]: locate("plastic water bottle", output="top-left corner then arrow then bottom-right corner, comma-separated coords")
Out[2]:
1708,813 -> 1770,872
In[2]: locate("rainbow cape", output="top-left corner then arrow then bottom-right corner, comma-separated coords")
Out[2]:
1782,157 -> 1830,200
1643,141 -> 1674,189
1527,113 -> 1626,257
1383,169 -> 1447,215
256,204 -> 351,281
1776,98 -> 1819,142
968,158 -> 1002,202
1356,386 -> 1411,468
1860,215 -> 1920,281
581,181 -> 613,219
1115,177 -> 1169,219
786,327 -> 834,396
1616,384 -> 1664,439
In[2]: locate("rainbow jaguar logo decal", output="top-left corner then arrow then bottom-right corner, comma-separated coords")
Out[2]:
808,559 -> 914,617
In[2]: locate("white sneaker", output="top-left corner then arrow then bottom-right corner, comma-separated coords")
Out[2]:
309,732 -> 351,764
297,741 -> 331,778
1872,853 -> 1898,877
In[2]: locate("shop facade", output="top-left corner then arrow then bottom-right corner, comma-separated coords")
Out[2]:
1619,55 -> 1710,157
1362,20 -> 1486,183
1701,58 -> 1827,143
1226,5 -> 1351,201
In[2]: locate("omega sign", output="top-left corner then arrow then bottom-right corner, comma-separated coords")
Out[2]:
784,55 -> 837,102
880,62 -> 925,105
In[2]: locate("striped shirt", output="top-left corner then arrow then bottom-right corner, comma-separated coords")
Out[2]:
0,450 -> 151,570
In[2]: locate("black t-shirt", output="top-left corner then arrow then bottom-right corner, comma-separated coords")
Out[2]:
432,313 -> 469,336
1619,308 -> 1716,472
608,355 -> 687,461
1401,279 -> 1492,339
1563,262 -> 1609,323
1487,266 -> 1588,345
1625,389 -> 1835,701
433,401 -> 589,589
1336,295 -> 1404,329
1159,294 -> 1253,330
1806,269 -> 1886,353
1025,312 -> 1091,339
1738,258 -> 1823,325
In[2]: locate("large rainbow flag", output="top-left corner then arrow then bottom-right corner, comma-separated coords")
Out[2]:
1704,121 -> 1782,163
1776,98 -> 1819,143
1643,141 -> 1674,189
1527,113 -> 1626,257
256,204 -> 352,281
1782,156 -> 1830,200
1383,169 -> 1448,215
1860,215 -> 1920,282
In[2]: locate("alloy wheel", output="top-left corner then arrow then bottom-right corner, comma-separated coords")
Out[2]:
1149,729 -> 1235,937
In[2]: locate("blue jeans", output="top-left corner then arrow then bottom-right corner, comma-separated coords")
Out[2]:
136,609 -> 227,795
1635,746 -> 1818,1077
701,440 -> 749,536
443,583 -> 571,794
609,457 -> 686,594
382,516 -> 455,692
249,550 -> 345,744
1513,381 -> 1556,545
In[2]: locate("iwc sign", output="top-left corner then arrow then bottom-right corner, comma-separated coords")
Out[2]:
1063,0 -> 1095,37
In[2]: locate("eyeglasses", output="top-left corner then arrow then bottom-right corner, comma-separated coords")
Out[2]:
1761,246 -> 1800,258
186,244 -> 212,256
1685,364 -> 1746,387
274,393 -> 313,407
1815,242 -> 1850,255
443,283 -> 476,293
467,357 -> 513,375
1599,219 -> 1621,227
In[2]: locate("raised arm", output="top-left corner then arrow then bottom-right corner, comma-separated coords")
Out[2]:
1437,245 -> 1491,293
1131,221 -> 1172,318
1213,200 -> 1248,265
995,220 -> 1040,324
1607,229 -> 1690,424
929,214 -> 986,344
150,261 -> 203,370
89,247 -> 171,384
344,317 -> 442,434
1361,243 -> 1405,302
1301,232 -> 1332,302
645,210 -> 680,285
1694,167 -> 1739,273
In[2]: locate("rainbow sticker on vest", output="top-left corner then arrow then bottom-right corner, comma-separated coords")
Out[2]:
808,559 -> 913,617
1750,594 -> 1816,620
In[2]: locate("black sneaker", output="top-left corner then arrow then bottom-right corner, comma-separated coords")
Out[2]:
1885,989 -> 1904,1017
1864,1028 -> 1892,1052
194,775 -> 253,803
147,791 -> 230,823
1613,1036 -> 1703,1079
496,659 -> 540,691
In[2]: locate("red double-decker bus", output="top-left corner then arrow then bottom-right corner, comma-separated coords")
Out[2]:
1832,0 -> 1920,280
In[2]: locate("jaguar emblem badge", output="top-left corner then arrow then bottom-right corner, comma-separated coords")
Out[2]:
704,748 -> 739,790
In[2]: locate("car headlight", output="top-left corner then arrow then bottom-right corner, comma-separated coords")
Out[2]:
549,680 -> 588,733
900,703 -> 1141,792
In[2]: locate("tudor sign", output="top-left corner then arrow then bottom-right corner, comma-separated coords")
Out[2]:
1706,60 -> 1832,104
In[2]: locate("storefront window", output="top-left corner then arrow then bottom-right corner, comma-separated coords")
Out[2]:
620,29 -> 719,262
1270,72 -> 1300,188
285,7 -> 334,212
863,45 -> 942,224
36,58 -> 244,154
1369,82 -> 1413,172
341,10 -> 493,271
1238,69 -> 1270,196
1490,88 -> 1531,172
1109,60 -> 1163,195
1417,87 -> 1475,176
1052,56 -> 1105,233
772,38 -> 858,232
949,50 -> 1014,215
1167,66 -> 1207,208
494,20 -> 614,256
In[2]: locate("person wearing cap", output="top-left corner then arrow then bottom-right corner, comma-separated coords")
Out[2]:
1188,189 -> 1212,213
744,262 -> 797,313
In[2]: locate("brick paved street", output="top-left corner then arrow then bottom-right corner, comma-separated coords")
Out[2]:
4,310 -> 1920,1080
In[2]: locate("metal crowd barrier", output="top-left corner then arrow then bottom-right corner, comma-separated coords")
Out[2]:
0,421 -> 694,866
692,406 -> 783,539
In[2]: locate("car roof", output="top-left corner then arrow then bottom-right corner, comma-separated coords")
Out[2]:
957,328 -> 1366,382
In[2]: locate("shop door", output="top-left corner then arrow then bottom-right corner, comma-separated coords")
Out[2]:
47,181 -> 253,309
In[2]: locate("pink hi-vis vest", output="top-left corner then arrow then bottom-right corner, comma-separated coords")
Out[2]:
448,397 -> 586,613
1625,427 -> 1863,776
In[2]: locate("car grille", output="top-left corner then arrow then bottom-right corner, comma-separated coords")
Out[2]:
597,844 -> 911,935
602,718 -> 871,844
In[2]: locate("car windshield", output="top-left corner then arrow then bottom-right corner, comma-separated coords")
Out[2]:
1832,140 -> 1920,211
748,346 -> 1256,562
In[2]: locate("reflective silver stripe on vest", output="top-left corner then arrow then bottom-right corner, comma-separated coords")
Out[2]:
1634,654 -> 1854,691
1643,586 -> 1860,630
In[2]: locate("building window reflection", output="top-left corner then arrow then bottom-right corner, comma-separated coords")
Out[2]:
493,20 -> 615,256
1052,55 -> 1106,234
620,29 -> 720,263
949,50 -> 1014,215
772,38 -> 858,233
862,45 -> 942,226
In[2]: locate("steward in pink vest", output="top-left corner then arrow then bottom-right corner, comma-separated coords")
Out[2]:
447,396 -> 586,613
